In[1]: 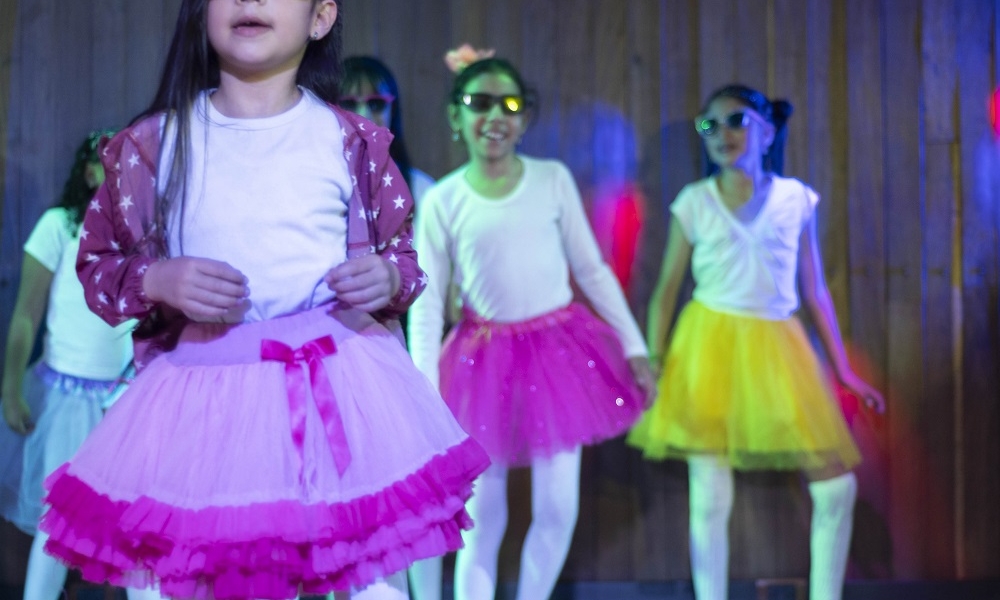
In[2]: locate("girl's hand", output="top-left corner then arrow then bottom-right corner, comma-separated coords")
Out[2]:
628,356 -> 657,409
840,371 -> 885,414
2,395 -> 33,434
143,257 -> 249,322
324,255 -> 401,313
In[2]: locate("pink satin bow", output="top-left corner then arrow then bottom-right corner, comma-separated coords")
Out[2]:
261,335 -> 351,478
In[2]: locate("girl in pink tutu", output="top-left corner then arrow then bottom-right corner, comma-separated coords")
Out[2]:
407,48 -> 654,600
38,2 -> 490,599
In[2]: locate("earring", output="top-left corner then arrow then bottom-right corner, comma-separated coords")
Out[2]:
451,130 -> 460,142
311,31 -> 319,40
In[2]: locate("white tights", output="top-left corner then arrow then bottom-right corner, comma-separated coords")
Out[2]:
413,446 -> 581,600
686,456 -> 857,600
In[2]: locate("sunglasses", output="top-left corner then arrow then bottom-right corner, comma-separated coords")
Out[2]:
694,110 -> 766,137
337,94 -> 395,113
458,93 -> 526,115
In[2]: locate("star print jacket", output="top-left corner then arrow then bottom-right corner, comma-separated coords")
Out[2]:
76,104 -> 425,370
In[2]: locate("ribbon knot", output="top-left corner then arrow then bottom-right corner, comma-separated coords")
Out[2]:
261,335 -> 351,477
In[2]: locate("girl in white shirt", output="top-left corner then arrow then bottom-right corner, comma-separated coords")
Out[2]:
408,49 -> 654,600
629,84 -> 885,600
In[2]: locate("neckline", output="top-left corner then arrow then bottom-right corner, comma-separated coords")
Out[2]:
199,87 -> 313,130
460,155 -> 529,203
707,175 -> 774,229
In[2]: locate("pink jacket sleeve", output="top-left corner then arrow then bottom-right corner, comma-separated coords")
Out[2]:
76,124 -> 161,326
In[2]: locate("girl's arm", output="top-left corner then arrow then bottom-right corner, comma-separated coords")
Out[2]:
646,218 -> 692,372
798,215 -> 885,412
406,194 -> 453,391
554,165 -> 654,400
1,255 -> 53,433
327,143 -> 424,317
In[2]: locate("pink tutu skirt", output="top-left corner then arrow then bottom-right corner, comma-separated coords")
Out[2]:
40,306 -> 490,600
439,303 -> 644,467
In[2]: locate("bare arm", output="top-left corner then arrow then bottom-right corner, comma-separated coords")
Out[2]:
646,218 -> 692,372
1,254 -> 54,433
797,215 -> 885,412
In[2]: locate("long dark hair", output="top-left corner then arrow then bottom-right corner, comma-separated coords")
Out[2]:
448,57 -> 537,116
136,0 -> 344,250
58,129 -> 116,230
701,84 -> 793,175
341,56 -> 413,188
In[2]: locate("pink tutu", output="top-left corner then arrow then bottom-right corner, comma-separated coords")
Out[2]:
439,303 -> 643,467
40,306 -> 489,600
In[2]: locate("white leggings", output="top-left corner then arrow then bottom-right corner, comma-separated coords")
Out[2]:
127,571 -> 409,600
686,456 -> 857,600
410,447 -> 581,600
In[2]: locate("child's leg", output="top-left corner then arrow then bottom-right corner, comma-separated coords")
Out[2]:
687,455 -> 733,600
454,463 -> 508,600
407,556 -> 442,600
350,571 -> 409,600
807,472 -> 857,600
515,446 -> 581,600
23,530 -> 68,600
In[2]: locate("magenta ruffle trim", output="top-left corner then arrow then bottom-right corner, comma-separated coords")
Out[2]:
40,438 -> 489,600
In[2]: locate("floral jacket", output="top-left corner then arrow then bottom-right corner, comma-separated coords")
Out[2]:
77,104 -> 425,369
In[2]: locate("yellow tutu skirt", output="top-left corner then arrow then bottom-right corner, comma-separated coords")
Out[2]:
627,301 -> 861,471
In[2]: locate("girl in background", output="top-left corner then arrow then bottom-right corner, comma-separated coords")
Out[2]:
408,48 -> 654,600
38,2 -> 488,599
628,84 -> 884,600
1,130 -> 133,600
339,56 -> 435,204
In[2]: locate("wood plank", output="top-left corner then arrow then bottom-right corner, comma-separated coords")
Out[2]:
698,0 -> 739,99
842,0 -> 892,580
91,0 -> 127,128
922,142 -> 957,579
772,0 -> 809,181
956,0 -> 1000,579
341,0 -> 378,55
922,0 -> 958,143
882,0 -> 925,579
124,2 -> 167,117
518,0 -> 560,160
0,0 -> 20,371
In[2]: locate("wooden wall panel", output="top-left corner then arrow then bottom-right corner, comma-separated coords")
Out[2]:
2,0 -> 1000,587
956,0 -> 1000,580
920,0 -> 959,580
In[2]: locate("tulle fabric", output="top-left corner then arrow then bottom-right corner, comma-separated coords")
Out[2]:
40,306 -> 490,599
628,301 -> 861,471
439,303 -> 644,467
0,364 -> 48,528
13,363 -> 109,534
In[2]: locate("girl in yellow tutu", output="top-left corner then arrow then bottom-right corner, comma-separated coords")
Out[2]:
628,84 -> 884,600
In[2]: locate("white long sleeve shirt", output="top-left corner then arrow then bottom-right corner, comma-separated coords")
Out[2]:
408,156 -> 646,389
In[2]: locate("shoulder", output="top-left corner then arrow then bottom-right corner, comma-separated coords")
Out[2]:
327,102 -> 394,156
672,178 -> 713,208
771,175 -> 819,209
521,155 -> 572,181
102,114 -> 163,171
29,207 -> 73,240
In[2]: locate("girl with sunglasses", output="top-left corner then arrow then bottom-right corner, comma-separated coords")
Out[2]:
408,50 -> 654,600
628,84 -> 884,600
0,130 -> 135,600
339,56 -> 435,205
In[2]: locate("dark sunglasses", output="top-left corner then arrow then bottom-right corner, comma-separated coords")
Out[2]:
694,111 -> 765,137
458,93 -> 526,115
337,93 -> 395,113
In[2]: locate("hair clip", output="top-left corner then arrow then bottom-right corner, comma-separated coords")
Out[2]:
444,44 -> 496,74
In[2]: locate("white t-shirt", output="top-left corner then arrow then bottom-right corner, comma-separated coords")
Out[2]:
162,89 -> 353,321
671,176 -> 818,320
24,208 -> 133,379
409,156 -> 646,388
